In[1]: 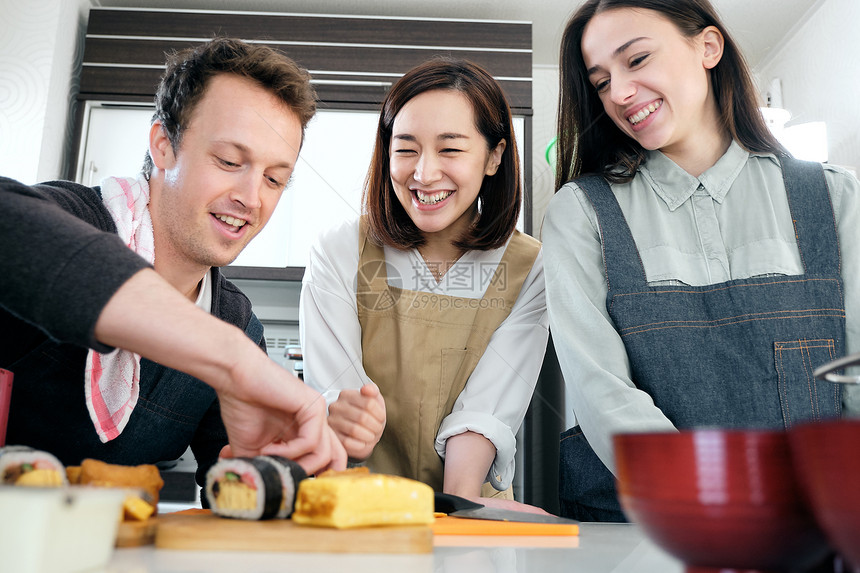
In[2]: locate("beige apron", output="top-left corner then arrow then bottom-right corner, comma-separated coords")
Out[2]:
357,219 -> 540,492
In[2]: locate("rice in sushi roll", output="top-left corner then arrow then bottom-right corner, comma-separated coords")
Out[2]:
0,446 -> 68,487
205,457 -> 284,520
257,456 -> 307,518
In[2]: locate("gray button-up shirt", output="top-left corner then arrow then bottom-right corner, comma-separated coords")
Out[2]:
543,141 -> 860,473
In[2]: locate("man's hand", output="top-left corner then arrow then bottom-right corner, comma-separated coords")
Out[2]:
94,268 -> 346,475
216,347 -> 347,474
327,383 -> 386,460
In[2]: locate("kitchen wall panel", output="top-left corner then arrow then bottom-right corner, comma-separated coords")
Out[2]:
77,8 -> 532,109
85,10 -> 531,50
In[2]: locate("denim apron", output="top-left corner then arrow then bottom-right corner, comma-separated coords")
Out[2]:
559,157 -> 845,522
357,218 -> 540,492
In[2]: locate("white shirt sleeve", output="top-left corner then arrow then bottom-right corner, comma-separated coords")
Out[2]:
300,218 -> 372,406
434,248 -> 549,490
541,184 -> 677,475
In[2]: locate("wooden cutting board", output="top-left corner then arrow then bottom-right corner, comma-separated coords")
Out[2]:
155,510 -> 433,554
116,518 -> 158,547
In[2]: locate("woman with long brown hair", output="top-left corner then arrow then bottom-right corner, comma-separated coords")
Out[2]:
544,0 -> 860,521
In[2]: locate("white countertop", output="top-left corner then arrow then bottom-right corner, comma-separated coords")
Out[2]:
105,523 -> 684,573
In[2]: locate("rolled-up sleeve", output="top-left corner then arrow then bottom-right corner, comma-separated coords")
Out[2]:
435,251 -> 549,490
300,219 -> 372,405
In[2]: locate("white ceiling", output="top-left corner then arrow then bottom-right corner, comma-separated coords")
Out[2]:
91,0 -> 824,68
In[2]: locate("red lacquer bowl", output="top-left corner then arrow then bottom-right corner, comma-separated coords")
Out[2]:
614,429 -> 831,573
789,420 -> 860,568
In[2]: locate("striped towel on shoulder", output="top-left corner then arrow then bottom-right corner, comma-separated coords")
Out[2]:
85,175 -> 154,443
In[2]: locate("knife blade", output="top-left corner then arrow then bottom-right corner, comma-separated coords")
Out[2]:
434,492 -> 579,525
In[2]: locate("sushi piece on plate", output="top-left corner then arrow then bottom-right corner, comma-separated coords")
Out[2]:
257,455 -> 306,518
0,446 -> 68,487
205,457 -> 283,520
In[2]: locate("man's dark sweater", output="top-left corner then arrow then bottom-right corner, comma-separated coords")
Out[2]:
0,176 -> 265,487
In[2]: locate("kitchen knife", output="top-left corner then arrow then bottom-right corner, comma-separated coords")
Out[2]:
434,492 -> 579,525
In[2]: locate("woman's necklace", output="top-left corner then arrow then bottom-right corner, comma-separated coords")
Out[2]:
418,248 -> 463,283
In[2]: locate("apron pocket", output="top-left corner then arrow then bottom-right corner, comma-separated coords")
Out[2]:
774,339 -> 841,427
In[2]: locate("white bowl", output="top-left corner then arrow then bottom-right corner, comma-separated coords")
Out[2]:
0,485 -> 126,573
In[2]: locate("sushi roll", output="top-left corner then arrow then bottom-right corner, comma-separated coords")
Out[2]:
258,456 -> 307,518
0,446 -> 68,487
205,457 -> 283,520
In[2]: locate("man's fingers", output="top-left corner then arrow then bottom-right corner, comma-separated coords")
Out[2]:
293,429 -> 347,474
328,430 -> 348,470
264,432 -> 321,462
223,441 -> 270,459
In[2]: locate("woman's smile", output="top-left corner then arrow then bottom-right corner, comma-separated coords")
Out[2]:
412,188 -> 454,208
627,99 -> 663,127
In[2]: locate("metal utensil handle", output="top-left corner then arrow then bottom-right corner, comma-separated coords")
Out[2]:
813,351 -> 860,384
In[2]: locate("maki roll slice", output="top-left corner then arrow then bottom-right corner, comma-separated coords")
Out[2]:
258,455 -> 307,518
205,457 -> 283,520
0,446 -> 68,487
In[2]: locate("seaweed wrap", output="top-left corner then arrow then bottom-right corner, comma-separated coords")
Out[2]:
258,455 -> 307,518
205,457 -> 284,520
0,446 -> 68,487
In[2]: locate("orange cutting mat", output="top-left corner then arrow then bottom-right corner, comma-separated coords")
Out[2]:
431,515 -> 579,537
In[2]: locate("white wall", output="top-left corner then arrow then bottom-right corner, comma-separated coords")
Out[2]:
756,0 -> 859,172
0,0 -> 87,184
530,65 -> 561,238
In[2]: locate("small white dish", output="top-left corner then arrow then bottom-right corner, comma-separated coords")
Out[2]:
0,485 -> 126,573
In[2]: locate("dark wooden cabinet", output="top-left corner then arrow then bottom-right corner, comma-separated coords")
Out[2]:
79,9 -> 532,110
